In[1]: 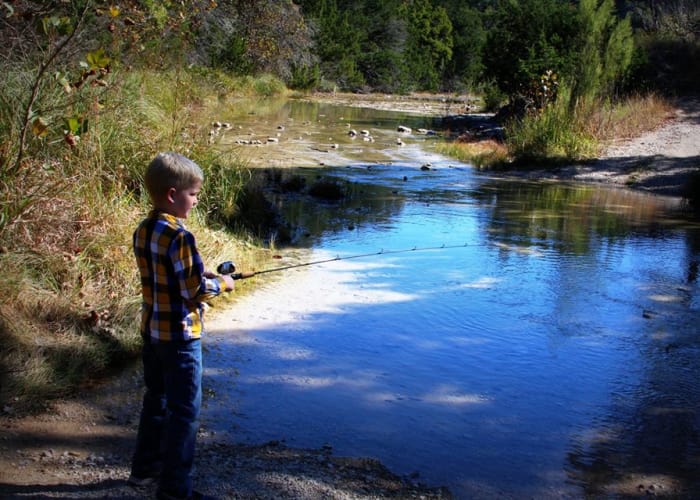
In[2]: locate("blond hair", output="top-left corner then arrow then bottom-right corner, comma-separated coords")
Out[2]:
144,152 -> 204,201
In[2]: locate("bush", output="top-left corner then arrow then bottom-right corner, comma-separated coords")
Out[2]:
505,86 -> 597,162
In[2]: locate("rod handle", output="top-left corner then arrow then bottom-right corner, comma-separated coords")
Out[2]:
232,271 -> 256,280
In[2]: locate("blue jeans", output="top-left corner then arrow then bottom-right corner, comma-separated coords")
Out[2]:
131,338 -> 202,498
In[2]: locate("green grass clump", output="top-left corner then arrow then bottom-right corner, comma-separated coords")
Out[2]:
505,88 -> 598,163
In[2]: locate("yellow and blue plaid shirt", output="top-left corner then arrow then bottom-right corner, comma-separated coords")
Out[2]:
134,210 -> 224,342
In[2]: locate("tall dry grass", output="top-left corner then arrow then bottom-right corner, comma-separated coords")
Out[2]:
0,67 -> 284,410
583,93 -> 674,145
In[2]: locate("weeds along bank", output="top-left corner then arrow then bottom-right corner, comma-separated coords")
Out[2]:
0,68 -> 283,411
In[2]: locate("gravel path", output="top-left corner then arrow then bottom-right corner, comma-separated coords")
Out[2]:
494,97 -> 700,197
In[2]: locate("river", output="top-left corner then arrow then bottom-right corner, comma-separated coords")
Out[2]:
203,99 -> 700,498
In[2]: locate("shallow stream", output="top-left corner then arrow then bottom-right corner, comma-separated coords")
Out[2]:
203,99 -> 700,498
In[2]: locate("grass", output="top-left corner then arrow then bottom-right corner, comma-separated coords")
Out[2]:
435,139 -> 509,168
435,91 -> 674,169
0,66 -> 287,411
583,93 -> 674,145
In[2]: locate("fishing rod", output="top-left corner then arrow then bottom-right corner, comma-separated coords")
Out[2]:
217,243 -> 475,280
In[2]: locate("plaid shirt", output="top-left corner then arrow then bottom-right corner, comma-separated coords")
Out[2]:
134,210 -> 224,342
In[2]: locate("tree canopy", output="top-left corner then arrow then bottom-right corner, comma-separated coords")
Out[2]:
1,0 -> 695,97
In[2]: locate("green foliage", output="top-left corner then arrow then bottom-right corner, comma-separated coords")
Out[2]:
196,154 -> 250,227
359,48 -> 408,92
211,34 -> 254,74
289,64 -> 321,91
482,81 -> 508,111
313,0 -> 366,89
442,2 -> 486,89
484,0 -> 580,97
626,0 -> 700,95
399,0 -> 454,91
505,85 -> 597,162
252,74 -> 289,97
301,0 -> 460,92
197,1 -> 315,83
41,15 -> 73,37
0,0 -> 287,403
571,0 -> 634,105
142,0 -> 170,28
484,0 -> 635,164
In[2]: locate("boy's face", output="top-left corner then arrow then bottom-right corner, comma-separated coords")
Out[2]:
168,180 -> 202,219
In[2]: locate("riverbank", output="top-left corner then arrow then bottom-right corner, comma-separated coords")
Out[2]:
238,91 -> 698,199
1,93 -> 698,500
478,96 -> 700,198
0,357 -> 450,499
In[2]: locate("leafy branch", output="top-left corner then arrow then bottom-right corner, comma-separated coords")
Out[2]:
11,3 -> 89,175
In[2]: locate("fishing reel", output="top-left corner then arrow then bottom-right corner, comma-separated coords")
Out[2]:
216,261 -> 255,280
217,261 -> 237,275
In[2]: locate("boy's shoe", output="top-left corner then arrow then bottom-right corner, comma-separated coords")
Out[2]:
126,474 -> 158,488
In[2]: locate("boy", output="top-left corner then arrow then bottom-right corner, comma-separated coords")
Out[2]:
129,152 -> 235,500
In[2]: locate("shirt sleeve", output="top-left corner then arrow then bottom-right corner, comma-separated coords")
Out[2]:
170,229 -> 222,302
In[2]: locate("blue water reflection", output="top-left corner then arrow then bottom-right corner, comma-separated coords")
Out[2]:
204,160 -> 700,498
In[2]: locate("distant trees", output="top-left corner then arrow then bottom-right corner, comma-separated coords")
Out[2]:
572,0 -> 634,105
200,0 -> 314,80
442,2 -> 486,89
483,0 -> 580,99
400,0 -> 453,91
623,0 -> 700,93
483,0 -> 635,109
355,0 -> 407,91
2,0 -> 691,97
300,0 -> 458,92
313,0 -> 365,89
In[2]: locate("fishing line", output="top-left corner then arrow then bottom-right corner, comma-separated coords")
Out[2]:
217,243 -> 476,280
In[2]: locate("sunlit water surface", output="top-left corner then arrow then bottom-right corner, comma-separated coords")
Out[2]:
203,102 -> 700,498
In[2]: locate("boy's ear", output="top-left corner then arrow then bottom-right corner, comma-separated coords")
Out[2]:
166,187 -> 177,203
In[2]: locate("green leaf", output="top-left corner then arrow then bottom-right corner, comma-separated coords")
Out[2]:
86,48 -> 111,70
41,16 -> 72,36
64,116 -> 89,135
65,117 -> 80,135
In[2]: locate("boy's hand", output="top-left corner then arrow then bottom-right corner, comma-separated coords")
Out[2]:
221,274 -> 235,292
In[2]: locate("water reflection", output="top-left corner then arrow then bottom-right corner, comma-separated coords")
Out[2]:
473,179 -> 690,254
264,169 -> 407,246
206,102 -> 700,498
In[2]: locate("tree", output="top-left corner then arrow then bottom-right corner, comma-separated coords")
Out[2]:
356,0 -> 408,92
441,1 -> 487,89
623,0 -> 699,94
399,0 -> 454,91
314,0 -> 365,89
200,0 -> 314,80
571,0 -> 634,104
483,0 -> 580,98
